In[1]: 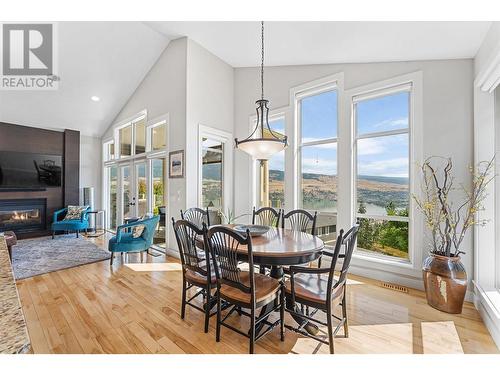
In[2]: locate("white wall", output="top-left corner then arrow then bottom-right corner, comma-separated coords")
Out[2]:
80,135 -> 102,207
102,38 -> 188,250
185,39 -> 234,209
234,59 -> 475,290
100,37 -> 235,251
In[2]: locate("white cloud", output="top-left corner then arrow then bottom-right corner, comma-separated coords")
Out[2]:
357,137 -> 386,156
302,157 -> 337,175
373,117 -> 408,129
357,157 -> 408,177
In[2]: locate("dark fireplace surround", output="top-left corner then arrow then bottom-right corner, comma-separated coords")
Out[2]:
0,122 -> 80,238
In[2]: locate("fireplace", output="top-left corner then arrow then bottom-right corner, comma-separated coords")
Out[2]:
0,199 -> 47,234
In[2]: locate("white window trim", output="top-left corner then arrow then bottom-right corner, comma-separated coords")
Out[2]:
102,139 -> 114,163
249,107 -> 289,210
198,125 -> 233,214
346,71 -> 423,274
290,73 -> 344,232
146,113 -> 169,156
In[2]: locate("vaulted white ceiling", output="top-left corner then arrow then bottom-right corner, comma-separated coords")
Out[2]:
147,21 -> 492,67
0,22 -> 169,137
0,21 -> 493,138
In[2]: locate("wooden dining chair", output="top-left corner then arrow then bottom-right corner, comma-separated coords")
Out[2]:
280,209 -> 318,274
205,226 -> 284,354
172,218 -> 216,333
281,209 -> 317,235
181,207 -> 210,229
252,207 -> 281,227
284,224 -> 359,354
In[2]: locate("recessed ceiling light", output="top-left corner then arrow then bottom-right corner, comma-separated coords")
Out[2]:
91,96 -> 100,102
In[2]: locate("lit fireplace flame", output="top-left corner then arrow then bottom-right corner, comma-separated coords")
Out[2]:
12,211 -> 29,221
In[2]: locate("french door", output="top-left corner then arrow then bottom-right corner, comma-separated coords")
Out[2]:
106,157 -> 167,250
118,159 -> 148,224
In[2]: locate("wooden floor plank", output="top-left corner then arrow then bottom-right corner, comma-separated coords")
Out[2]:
14,233 -> 499,354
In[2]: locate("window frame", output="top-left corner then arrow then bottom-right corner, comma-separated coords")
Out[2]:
292,77 -> 342,245
296,85 -> 339,213
347,72 -> 423,272
353,85 -> 411,261
133,117 -> 147,156
198,125 -> 233,214
147,119 -> 168,154
102,139 -> 115,162
117,124 -> 133,158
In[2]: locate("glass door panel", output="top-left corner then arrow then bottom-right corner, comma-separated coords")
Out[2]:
108,165 -> 118,230
151,158 -> 167,248
135,162 -> 147,217
121,165 -> 132,222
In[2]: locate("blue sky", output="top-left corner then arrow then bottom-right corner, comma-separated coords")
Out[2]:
268,90 -> 409,178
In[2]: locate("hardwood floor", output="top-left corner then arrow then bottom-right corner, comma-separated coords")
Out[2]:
16,234 -> 499,354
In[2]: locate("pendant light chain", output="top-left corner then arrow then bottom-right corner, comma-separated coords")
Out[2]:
234,21 -> 287,160
261,21 -> 264,101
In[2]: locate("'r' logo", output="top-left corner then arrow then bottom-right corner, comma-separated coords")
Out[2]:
2,24 -> 53,76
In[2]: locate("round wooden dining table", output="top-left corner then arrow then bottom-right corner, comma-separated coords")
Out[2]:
198,224 -> 325,335
197,224 -> 324,273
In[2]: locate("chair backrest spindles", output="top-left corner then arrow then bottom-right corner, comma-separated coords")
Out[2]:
172,218 -> 208,276
252,207 -> 280,227
181,207 -> 210,229
206,226 -> 253,296
282,209 -> 317,235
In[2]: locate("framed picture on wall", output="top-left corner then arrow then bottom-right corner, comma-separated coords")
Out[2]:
169,150 -> 184,178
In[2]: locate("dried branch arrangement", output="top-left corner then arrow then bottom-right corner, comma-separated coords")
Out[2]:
413,156 -> 495,257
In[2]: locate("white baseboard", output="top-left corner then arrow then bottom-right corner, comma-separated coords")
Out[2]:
473,283 -> 500,349
164,245 -> 476,302
164,247 -> 180,259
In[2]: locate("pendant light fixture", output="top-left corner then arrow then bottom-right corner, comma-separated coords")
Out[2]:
235,21 -> 288,160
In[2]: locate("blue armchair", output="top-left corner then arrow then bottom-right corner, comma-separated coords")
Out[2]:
51,206 -> 91,238
108,215 -> 160,265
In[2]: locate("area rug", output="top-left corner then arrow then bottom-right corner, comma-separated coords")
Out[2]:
12,234 -> 111,280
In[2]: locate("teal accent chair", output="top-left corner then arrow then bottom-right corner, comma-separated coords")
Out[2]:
108,215 -> 160,265
51,206 -> 91,238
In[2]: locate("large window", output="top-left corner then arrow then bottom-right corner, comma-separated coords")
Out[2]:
354,88 -> 411,260
201,137 -> 223,209
297,88 -> 338,246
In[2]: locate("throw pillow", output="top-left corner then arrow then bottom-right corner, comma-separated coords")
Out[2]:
132,224 -> 145,238
63,205 -> 87,220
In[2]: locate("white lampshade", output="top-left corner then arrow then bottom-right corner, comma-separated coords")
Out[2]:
236,139 -> 287,160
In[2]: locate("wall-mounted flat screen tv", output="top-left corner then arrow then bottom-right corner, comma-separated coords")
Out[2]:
0,151 -> 63,188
